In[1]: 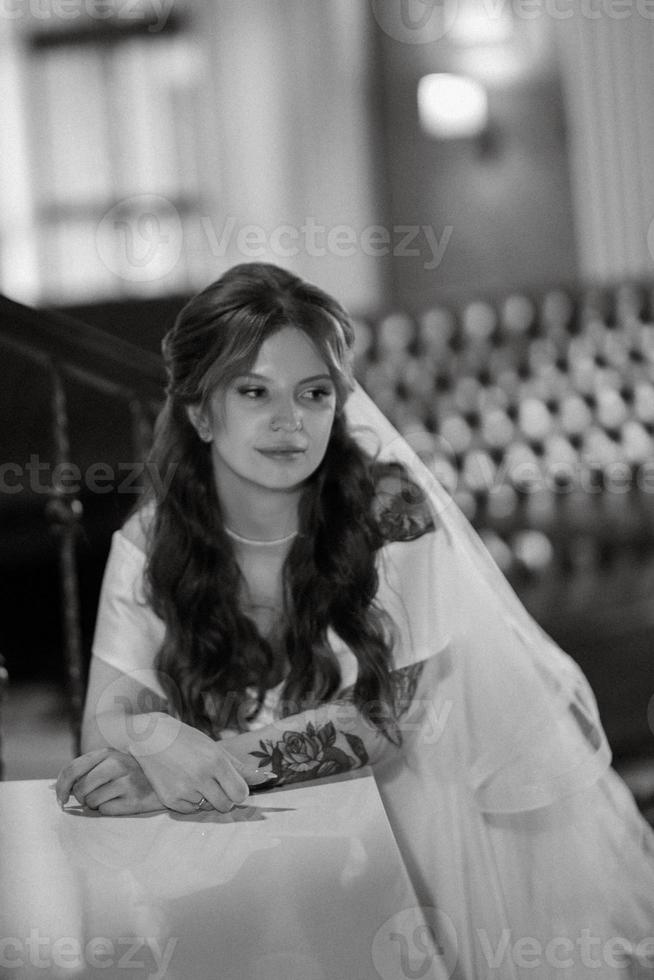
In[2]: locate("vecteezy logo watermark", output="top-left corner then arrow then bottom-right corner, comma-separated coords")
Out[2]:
199,692 -> 454,747
95,198 -> 453,283
96,194 -> 183,283
0,456 -> 177,496
372,906 -> 459,979
200,216 -> 453,272
95,670 -> 182,757
505,0 -> 654,19
371,0 -> 459,44
371,0 -> 654,39
0,931 -> 178,979
0,0 -> 175,31
476,928 -> 654,971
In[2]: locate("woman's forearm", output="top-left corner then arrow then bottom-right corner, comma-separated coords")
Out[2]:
220,698 -> 391,786
82,710 -> 180,756
221,662 -> 426,786
81,661 -> 426,795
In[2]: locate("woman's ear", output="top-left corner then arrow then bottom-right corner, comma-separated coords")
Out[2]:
186,404 -> 212,443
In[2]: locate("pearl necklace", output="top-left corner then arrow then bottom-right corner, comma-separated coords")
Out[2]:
224,525 -> 299,546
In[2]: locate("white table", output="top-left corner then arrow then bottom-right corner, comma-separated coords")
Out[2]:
0,770 -> 434,980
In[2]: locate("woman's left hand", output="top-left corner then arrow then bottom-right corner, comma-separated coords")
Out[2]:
56,748 -> 164,815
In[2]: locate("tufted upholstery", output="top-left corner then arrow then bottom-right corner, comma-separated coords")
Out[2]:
352,282 -> 654,771
353,283 -> 654,589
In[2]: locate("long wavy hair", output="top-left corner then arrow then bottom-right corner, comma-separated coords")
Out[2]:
140,262 -> 414,741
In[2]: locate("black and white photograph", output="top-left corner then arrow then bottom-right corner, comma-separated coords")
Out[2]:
1,2 -> 654,978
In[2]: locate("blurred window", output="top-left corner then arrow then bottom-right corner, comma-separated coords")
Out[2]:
1,3 -> 210,304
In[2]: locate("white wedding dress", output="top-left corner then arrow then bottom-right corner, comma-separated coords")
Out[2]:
90,382 -> 654,979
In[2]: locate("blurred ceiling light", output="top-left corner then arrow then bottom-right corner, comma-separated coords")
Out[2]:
417,73 -> 489,140
448,5 -> 514,45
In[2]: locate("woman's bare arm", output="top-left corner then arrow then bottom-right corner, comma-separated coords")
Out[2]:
81,656 -> 169,753
218,663 -> 425,785
63,657 -> 262,813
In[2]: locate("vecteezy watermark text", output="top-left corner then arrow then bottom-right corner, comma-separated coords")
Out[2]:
477,928 -> 654,971
94,196 -> 455,283
0,931 -> 178,979
205,692 -> 454,746
0,0 -> 174,30
372,909 -> 654,980
484,0 -> 654,21
0,456 -> 176,496
370,0 -> 654,46
200,216 -> 453,272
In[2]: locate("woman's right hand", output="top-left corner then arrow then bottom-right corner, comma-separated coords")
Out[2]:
56,748 -> 164,814
123,713 -> 269,813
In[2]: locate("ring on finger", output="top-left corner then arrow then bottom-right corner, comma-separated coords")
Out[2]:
194,795 -> 212,811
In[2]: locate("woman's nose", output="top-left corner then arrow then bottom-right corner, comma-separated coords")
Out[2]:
270,401 -> 303,432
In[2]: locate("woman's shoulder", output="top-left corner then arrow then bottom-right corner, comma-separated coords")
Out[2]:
372,462 -> 436,543
119,500 -> 156,555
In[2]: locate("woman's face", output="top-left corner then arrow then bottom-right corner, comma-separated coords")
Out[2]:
196,326 -> 338,499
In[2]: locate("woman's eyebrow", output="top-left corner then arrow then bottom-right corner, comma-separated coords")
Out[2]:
237,372 -> 334,385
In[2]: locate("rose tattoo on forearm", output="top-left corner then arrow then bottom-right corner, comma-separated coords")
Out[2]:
249,721 -> 369,785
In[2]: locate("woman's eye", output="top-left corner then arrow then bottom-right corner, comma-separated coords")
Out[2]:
302,387 -> 334,402
237,386 -> 266,399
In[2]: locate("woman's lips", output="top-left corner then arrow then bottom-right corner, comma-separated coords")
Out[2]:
257,448 -> 307,461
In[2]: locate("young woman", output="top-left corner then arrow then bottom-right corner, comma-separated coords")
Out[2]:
57,262 -> 654,978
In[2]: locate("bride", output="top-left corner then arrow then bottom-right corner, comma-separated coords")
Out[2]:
57,262 -> 654,978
